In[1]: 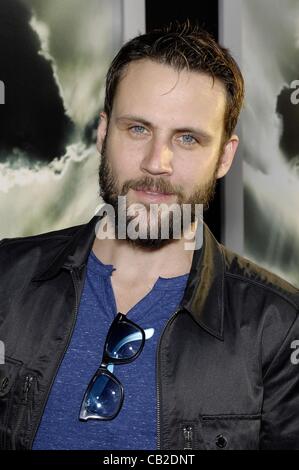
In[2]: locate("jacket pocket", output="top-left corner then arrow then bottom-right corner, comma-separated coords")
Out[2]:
200,414 -> 261,450
0,356 -> 23,449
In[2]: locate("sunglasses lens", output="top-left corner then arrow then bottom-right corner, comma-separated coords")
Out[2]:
106,320 -> 143,360
80,371 -> 122,420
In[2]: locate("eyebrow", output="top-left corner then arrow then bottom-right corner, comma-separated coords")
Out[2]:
115,114 -> 213,143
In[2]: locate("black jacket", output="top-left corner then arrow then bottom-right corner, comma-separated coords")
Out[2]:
0,214 -> 299,450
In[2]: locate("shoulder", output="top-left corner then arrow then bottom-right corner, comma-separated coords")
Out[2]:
220,243 -> 299,311
0,222 -> 83,245
219,244 -> 299,373
0,222 -> 85,284
0,222 -> 84,254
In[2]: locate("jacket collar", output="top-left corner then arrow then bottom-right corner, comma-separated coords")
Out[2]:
33,214 -> 225,341
180,222 -> 225,341
32,215 -> 102,280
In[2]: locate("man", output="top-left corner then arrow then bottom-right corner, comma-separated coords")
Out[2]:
1,21 -> 299,451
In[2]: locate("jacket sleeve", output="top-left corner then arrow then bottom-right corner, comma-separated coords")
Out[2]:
260,313 -> 299,449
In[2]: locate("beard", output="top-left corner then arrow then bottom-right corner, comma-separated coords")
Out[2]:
98,135 -> 219,249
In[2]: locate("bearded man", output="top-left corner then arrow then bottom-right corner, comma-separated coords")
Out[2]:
1,21 -> 299,451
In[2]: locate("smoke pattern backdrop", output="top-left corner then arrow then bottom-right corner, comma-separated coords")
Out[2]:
0,0 -> 122,237
2,0 -> 299,292
242,0 -> 299,287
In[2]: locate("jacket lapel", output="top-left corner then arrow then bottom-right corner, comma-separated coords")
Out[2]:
181,223 -> 225,340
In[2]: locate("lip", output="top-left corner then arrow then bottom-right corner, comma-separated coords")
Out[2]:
135,188 -> 174,195
134,188 -> 175,201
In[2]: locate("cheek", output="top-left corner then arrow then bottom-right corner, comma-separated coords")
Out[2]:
108,144 -> 140,183
176,156 -> 218,198
177,158 -> 213,188
111,128 -> 150,159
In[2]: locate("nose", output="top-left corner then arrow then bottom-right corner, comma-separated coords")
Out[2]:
140,138 -> 173,176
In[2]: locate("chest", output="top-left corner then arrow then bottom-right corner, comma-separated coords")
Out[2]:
110,276 -> 156,314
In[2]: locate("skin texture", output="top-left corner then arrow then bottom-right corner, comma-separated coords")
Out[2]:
92,59 -> 239,311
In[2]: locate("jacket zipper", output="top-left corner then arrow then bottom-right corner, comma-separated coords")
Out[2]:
156,307 -> 181,450
27,266 -> 81,449
23,375 -> 34,402
12,374 -> 34,449
183,425 -> 193,450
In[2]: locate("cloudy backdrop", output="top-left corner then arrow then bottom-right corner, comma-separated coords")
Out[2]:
242,0 -> 299,287
0,0 -> 122,237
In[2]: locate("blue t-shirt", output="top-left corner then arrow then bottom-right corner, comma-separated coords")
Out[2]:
33,249 -> 189,450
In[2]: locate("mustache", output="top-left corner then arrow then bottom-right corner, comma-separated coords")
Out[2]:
121,176 -> 184,198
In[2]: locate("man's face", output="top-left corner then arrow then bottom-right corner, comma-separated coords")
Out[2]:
98,59 -> 237,248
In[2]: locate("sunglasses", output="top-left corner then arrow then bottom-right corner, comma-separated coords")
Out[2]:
79,312 -> 145,421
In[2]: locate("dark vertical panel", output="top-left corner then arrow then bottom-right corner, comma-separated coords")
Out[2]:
146,1 -> 218,38
145,0 -> 222,241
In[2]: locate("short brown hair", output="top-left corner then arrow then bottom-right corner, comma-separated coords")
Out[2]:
104,20 -> 244,142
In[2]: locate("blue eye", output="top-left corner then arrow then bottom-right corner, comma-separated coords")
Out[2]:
130,125 -> 146,134
179,134 -> 197,145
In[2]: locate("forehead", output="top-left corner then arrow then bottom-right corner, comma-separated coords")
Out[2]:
112,59 -> 227,133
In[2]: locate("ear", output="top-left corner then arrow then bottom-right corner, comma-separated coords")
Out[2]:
96,112 -> 108,153
216,135 -> 239,179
